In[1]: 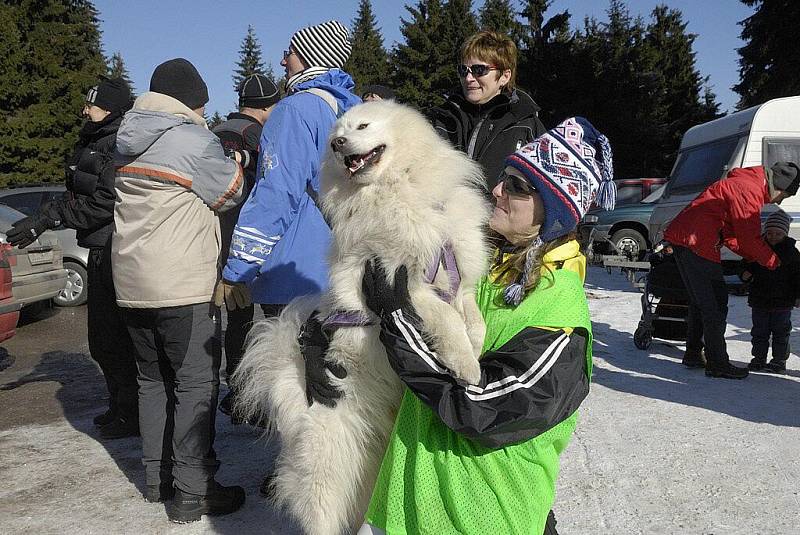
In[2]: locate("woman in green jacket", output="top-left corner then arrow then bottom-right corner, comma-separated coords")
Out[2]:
302,117 -> 614,534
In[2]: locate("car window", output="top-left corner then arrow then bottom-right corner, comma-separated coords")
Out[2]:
0,192 -> 44,216
668,136 -> 743,193
44,190 -> 69,203
763,138 -> 800,168
615,185 -> 643,205
0,204 -> 27,228
641,185 -> 665,204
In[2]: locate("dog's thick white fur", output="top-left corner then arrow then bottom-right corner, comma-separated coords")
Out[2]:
234,100 -> 491,535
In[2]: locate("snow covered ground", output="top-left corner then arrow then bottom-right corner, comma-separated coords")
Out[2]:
2,266 -> 799,534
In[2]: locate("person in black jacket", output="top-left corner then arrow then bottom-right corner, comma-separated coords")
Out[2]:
740,209 -> 800,374
428,30 -> 546,191
5,78 -> 139,439
212,73 -> 280,423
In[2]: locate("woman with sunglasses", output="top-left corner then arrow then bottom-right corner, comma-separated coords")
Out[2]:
428,30 -> 546,192
351,118 -> 616,535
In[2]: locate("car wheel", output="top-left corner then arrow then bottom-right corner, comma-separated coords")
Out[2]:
54,260 -> 88,307
611,228 -> 648,259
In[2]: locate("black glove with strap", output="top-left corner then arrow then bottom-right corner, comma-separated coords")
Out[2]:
5,213 -> 59,249
298,314 -> 348,408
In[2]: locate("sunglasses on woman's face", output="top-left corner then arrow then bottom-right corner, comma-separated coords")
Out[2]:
457,63 -> 498,78
501,173 -> 536,196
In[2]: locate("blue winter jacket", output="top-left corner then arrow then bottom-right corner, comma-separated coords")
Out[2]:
223,70 -> 361,304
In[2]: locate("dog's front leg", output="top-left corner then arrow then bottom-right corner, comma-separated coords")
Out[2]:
410,290 -> 481,385
459,290 -> 486,359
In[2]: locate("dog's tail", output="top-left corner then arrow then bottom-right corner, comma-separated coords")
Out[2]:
231,295 -> 321,433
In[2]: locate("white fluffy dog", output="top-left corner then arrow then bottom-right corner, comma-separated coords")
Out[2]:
234,100 -> 491,535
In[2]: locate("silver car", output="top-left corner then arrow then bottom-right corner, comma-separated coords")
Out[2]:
0,204 -> 68,309
0,185 -> 89,306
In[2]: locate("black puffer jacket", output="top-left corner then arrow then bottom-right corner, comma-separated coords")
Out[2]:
43,113 -> 123,248
743,236 -> 800,309
427,89 -> 546,191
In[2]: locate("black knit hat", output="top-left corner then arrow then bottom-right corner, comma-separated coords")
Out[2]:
361,85 -> 396,101
86,78 -> 132,114
238,74 -> 280,109
290,20 -> 352,69
771,162 -> 800,196
149,58 -> 209,110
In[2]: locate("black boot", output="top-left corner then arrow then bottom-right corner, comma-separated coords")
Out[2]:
144,482 -> 176,503
764,360 -> 787,374
99,416 -> 140,439
748,357 -> 767,371
93,407 -> 116,427
167,482 -> 246,523
682,348 -> 706,368
705,363 -> 749,379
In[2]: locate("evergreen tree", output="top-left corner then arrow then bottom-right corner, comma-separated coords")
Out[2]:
207,111 -> 224,130
232,25 -> 267,92
515,0 -> 572,123
344,0 -> 390,92
478,0 -> 522,40
391,0 -> 449,107
0,0 -> 107,186
734,0 -> 800,109
108,51 -> 134,94
440,0 -> 478,66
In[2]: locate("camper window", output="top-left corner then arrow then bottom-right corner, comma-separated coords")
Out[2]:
668,136 -> 743,193
763,138 -> 800,169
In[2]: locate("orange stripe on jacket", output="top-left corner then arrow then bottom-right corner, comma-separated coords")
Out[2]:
212,163 -> 243,210
117,165 -> 193,189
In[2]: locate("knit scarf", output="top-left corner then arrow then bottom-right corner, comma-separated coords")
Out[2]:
286,66 -> 331,93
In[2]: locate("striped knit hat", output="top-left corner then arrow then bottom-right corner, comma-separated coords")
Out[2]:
505,116 -> 615,243
763,208 -> 792,235
290,20 -> 352,69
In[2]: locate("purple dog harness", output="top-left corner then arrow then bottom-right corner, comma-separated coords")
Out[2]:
322,242 -> 462,330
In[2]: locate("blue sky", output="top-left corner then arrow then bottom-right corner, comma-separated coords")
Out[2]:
93,0 -> 755,117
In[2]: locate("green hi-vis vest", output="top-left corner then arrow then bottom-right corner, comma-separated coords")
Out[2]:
365,268 -> 592,535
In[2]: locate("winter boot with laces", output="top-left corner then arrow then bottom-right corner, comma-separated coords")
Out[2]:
763,359 -> 787,374
682,348 -> 706,369
167,482 -> 245,523
705,363 -> 749,379
748,356 -> 768,371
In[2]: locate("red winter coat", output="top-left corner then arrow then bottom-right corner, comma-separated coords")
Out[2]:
664,166 -> 779,269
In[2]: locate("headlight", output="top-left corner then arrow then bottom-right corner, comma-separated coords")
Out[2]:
583,214 -> 599,224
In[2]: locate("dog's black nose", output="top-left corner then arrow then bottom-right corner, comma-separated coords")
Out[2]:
331,136 -> 347,151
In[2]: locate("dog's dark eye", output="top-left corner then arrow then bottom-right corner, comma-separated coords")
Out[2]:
357,123 -> 369,130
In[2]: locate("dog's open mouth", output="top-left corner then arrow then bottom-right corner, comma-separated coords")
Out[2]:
343,145 -> 385,176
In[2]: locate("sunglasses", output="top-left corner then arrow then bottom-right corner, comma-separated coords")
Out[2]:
457,63 -> 498,78
501,173 -> 536,196
283,49 -> 295,59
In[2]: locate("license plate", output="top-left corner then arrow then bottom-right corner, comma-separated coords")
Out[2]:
28,250 -> 53,265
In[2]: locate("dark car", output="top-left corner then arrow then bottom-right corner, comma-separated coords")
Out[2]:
580,185 -> 665,259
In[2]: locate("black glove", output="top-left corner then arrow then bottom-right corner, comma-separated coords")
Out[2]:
298,314 -> 348,408
362,259 -> 412,319
5,213 -> 58,249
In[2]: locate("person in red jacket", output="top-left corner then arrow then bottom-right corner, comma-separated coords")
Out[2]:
664,162 -> 800,379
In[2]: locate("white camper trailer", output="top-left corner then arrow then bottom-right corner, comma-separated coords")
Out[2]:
649,96 -> 800,261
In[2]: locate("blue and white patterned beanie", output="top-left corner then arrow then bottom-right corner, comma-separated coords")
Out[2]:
505,116 -> 616,243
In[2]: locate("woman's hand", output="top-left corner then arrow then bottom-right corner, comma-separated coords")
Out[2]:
362,259 -> 412,318
298,315 -> 348,408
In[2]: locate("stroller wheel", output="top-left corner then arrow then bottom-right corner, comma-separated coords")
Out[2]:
633,325 -> 653,350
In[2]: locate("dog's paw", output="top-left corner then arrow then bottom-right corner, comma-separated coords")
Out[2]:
447,355 -> 481,386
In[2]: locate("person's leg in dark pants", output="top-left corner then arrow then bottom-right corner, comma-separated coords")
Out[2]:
673,246 -> 745,377
123,307 -> 175,498
87,247 -> 139,434
219,304 -> 255,420
766,309 -> 792,373
260,304 -> 285,318
673,250 -> 706,367
749,308 -> 770,369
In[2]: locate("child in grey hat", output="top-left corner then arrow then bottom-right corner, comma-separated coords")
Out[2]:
740,209 -> 800,373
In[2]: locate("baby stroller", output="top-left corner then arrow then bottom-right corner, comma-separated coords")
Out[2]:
633,250 -> 689,349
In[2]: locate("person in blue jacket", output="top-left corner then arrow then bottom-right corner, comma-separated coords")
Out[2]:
216,20 -> 361,318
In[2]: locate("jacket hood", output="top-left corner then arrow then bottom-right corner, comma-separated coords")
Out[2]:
115,92 -> 207,157
295,69 -> 361,110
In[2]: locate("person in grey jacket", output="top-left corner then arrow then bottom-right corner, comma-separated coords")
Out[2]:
111,58 -> 245,522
